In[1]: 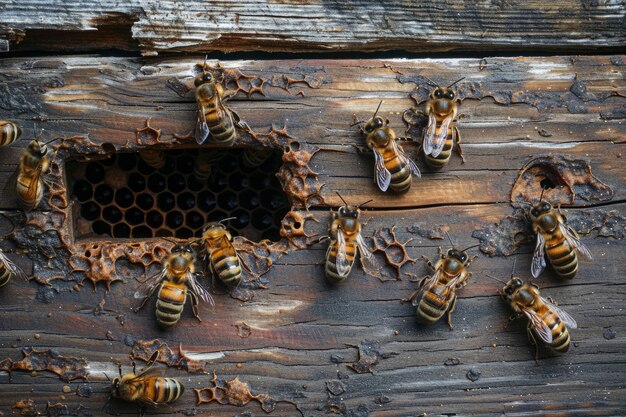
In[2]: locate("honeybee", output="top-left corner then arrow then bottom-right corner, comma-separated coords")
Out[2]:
422,78 -> 465,170
407,235 -> 477,329
500,276 -> 577,360
201,219 -> 250,288
0,248 -> 28,288
194,149 -> 225,182
0,121 -> 21,146
135,244 -> 214,328
14,138 -> 56,211
138,148 -> 166,170
357,101 -> 421,193
194,59 -> 240,144
527,197 -> 592,279
110,351 -> 184,406
324,192 -> 376,282
242,147 -> 274,169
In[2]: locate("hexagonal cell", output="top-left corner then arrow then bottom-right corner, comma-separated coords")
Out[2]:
66,148 -> 289,241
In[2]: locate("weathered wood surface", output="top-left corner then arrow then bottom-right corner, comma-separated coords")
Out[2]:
0,55 -> 624,416
1,1 -> 625,55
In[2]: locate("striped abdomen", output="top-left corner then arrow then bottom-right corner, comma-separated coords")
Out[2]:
204,97 -> 235,143
243,148 -> 273,169
324,239 -> 357,282
416,281 -> 454,324
545,231 -> 578,279
536,304 -> 571,352
142,377 -> 184,404
424,124 -> 454,170
210,245 -> 241,287
383,148 -> 412,193
155,281 -> 187,327
0,264 -> 12,288
16,176 -> 43,211
139,149 -> 166,170
194,150 -> 223,182
0,121 -> 21,146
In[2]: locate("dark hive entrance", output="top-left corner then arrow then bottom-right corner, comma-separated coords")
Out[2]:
67,148 -> 288,242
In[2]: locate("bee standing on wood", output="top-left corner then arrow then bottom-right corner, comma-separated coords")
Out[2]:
0,121 -> 21,146
492,265 -> 577,361
109,351 -> 184,407
201,219 -> 250,288
135,244 -> 213,328
407,234 -> 478,329
0,248 -> 28,288
527,192 -> 592,279
12,138 -> 58,211
324,192 -> 376,283
195,58 -> 243,145
421,78 -> 465,170
356,101 -> 421,193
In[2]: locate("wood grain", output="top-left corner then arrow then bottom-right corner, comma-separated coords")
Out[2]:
1,1 -> 625,55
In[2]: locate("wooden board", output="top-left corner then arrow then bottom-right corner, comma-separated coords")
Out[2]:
0,55 -> 625,416
1,1 -> 625,55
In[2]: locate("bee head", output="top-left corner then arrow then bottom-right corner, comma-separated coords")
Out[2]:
27,140 -> 47,157
111,377 -> 121,393
503,277 -> 523,298
432,87 -> 456,101
195,70 -> 214,87
444,248 -> 467,274
338,205 -> 359,219
529,201 -> 557,231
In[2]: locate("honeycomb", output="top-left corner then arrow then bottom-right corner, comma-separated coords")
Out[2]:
67,148 -> 289,242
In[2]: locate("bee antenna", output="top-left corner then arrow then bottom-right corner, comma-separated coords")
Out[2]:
460,243 -> 481,252
358,199 -> 373,209
510,257 -> 517,279
447,77 -> 466,88
162,237 -> 178,245
485,274 -> 507,285
372,100 -> 383,118
538,188 -> 545,203
335,191 -> 348,206
42,136 -> 62,146
444,230 -> 455,247
423,76 -> 438,87
102,372 -> 112,382
219,216 -> 237,224
350,120 -> 365,127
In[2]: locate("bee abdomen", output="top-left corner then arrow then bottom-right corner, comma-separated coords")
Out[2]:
547,241 -> 578,279
325,242 -> 356,282
147,377 -> 184,403
416,291 -> 449,324
0,121 -> 21,146
550,326 -> 571,352
243,148 -> 274,169
156,284 -> 186,327
213,253 -> 241,286
139,149 -> 166,170
0,267 -> 11,288
424,130 -> 453,170
388,163 -> 412,193
204,107 -> 235,143
16,178 -> 43,211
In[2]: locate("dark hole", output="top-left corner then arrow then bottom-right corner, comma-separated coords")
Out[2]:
540,178 -> 556,189
67,148 -> 288,242
101,143 -> 116,155
293,222 -> 302,229
85,250 -> 91,257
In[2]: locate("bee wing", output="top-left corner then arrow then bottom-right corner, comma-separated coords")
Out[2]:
195,107 -> 210,144
394,141 -> 421,178
356,233 -> 378,272
540,296 -> 578,329
372,148 -> 391,192
188,273 -> 215,306
335,227 -> 352,277
422,112 -> 437,156
561,223 -> 593,260
431,114 -> 453,158
413,271 -> 440,307
133,269 -> 166,300
531,233 -> 547,278
0,250 -> 28,281
521,306 -> 553,344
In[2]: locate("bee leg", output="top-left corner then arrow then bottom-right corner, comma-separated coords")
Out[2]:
350,144 -> 371,154
446,296 -> 457,331
454,126 -> 465,163
402,288 -> 420,303
465,255 -> 479,268
547,296 -> 557,305
526,324 -> 540,365
505,312 -> 522,329
189,291 -> 202,322
421,255 -> 436,271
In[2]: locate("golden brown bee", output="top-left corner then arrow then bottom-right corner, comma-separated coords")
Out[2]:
528,200 -> 592,279
422,78 -> 465,170
325,193 -> 376,282
110,351 -> 184,406
0,121 -> 21,147
201,219 -> 252,288
138,148 -> 166,170
0,248 -> 28,288
501,276 -> 577,360
408,237 -> 477,329
194,60 -> 239,144
135,244 -> 213,328
242,147 -> 274,169
358,101 -> 420,193
14,139 -> 54,211
194,149 -> 225,182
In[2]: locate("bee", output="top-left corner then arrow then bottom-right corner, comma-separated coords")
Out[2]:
357,101 -> 421,193
407,234 -> 478,329
194,149 -> 225,182
422,78 -> 465,170
0,248 -> 28,288
14,138 -> 57,211
135,244 -> 214,328
138,148 -> 166,170
0,121 -> 21,147
242,147 -> 274,169
324,192 -> 376,283
194,59 -> 240,144
110,351 -> 184,406
201,219 -> 250,288
500,275 -> 577,360
527,194 -> 592,279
